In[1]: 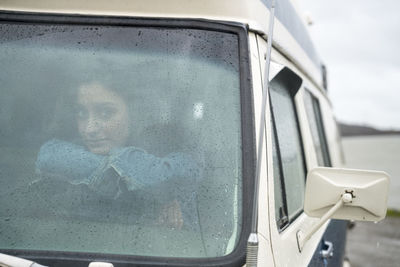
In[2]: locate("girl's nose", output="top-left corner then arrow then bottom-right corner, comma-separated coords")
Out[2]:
84,116 -> 101,137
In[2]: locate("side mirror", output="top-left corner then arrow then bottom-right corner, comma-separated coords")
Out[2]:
304,167 -> 390,221
297,167 -> 390,251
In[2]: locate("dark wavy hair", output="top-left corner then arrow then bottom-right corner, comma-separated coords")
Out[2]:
48,57 -> 181,153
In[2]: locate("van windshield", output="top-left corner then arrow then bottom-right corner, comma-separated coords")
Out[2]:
0,22 -> 243,259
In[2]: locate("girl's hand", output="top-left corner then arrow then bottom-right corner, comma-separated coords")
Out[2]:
158,199 -> 183,229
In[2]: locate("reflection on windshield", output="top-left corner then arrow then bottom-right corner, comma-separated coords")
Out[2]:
0,23 -> 242,258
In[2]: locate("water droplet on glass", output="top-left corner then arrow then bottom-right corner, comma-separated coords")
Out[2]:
193,102 -> 204,119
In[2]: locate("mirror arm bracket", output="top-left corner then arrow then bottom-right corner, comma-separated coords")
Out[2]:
296,192 -> 353,252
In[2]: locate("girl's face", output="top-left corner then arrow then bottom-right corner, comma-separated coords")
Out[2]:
77,82 -> 130,155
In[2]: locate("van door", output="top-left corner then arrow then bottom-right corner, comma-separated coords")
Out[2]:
256,35 -> 329,266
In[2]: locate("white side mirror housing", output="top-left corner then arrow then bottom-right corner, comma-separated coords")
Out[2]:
304,167 -> 390,222
297,167 -> 390,251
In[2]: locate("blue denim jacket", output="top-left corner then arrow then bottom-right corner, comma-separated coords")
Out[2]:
36,139 -> 200,229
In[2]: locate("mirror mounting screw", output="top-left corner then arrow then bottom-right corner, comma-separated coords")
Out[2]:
342,192 -> 353,203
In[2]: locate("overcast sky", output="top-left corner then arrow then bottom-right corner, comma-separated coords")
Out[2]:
300,0 -> 400,130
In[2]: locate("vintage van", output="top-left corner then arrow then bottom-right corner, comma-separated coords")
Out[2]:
0,0 -> 390,266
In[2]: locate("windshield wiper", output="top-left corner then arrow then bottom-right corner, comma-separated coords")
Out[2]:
0,253 -> 47,267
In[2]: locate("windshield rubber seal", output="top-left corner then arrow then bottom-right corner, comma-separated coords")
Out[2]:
0,11 -> 256,267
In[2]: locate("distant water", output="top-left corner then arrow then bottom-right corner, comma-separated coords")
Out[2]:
342,135 -> 400,210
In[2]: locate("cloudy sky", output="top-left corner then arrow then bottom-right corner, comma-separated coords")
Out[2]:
301,0 -> 400,130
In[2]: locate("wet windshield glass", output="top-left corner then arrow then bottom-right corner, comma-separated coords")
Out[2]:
0,23 -> 242,258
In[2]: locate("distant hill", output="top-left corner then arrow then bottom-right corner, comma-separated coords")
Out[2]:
339,123 -> 400,137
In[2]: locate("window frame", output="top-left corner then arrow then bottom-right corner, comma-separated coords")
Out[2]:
268,69 -> 307,231
0,11 -> 256,267
304,89 -> 332,167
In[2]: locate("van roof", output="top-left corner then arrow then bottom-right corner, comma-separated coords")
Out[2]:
0,0 -> 324,88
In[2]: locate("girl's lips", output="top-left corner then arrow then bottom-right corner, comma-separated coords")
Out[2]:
85,139 -> 111,154
85,139 -> 108,146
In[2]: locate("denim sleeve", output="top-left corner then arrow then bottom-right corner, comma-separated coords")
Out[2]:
35,139 -> 104,184
109,147 -> 200,191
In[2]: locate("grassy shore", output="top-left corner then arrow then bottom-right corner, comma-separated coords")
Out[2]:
387,209 -> 400,217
